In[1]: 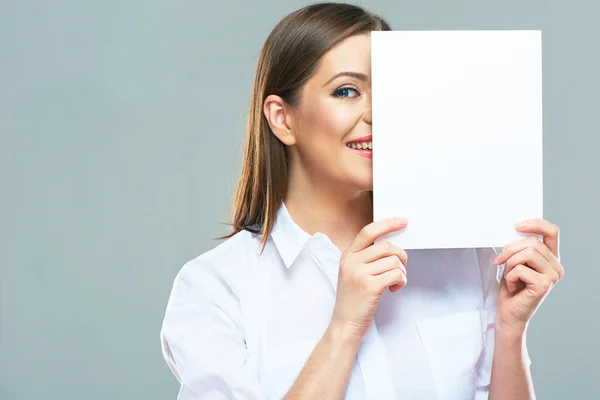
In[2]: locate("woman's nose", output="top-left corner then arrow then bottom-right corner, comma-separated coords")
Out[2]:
363,105 -> 372,125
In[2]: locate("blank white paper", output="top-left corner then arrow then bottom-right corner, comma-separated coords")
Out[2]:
371,30 -> 543,249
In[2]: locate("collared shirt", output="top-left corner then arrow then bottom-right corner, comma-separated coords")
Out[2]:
160,204 -> 502,399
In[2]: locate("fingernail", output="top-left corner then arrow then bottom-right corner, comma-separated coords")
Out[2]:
395,218 -> 406,226
515,221 -> 528,229
493,252 -> 501,264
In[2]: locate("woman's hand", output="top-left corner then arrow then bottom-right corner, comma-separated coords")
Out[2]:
330,218 -> 408,340
493,218 -> 564,335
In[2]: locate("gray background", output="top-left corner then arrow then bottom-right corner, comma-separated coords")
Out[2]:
1,0 -> 597,398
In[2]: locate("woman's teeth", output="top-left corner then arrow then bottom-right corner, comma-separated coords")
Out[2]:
346,142 -> 372,150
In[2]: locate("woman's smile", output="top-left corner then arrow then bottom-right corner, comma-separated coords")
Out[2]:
345,135 -> 373,159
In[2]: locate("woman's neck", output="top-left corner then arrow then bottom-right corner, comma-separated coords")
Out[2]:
284,170 -> 373,252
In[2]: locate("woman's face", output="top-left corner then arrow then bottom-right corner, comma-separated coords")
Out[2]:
288,33 -> 374,192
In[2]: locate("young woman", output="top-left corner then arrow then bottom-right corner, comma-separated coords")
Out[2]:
160,3 -> 564,399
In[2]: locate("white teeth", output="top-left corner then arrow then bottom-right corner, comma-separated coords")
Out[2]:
346,142 -> 373,150
347,141 -> 373,150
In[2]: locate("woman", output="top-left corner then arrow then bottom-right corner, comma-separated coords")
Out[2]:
160,3 -> 564,399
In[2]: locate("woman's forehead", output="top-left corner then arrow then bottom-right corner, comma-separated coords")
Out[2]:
313,34 -> 372,82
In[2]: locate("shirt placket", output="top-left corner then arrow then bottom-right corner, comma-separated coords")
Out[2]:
309,235 -> 398,400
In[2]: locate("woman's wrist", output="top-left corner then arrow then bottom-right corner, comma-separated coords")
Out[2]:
494,319 -> 529,362
495,316 -> 528,342
325,319 -> 363,352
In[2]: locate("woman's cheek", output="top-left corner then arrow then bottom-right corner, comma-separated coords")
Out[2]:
323,108 -> 357,139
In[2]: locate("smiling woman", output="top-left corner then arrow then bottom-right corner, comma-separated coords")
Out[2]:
223,6 -> 389,248
159,2 -> 563,400
262,32 -> 376,212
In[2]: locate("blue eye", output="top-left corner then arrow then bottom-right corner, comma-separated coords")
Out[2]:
333,86 -> 360,98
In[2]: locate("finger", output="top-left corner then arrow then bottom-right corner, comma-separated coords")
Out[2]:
494,236 -> 555,266
359,240 -> 408,265
515,218 -> 560,258
504,248 -> 556,286
367,255 -> 406,277
505,264 -> 554,295
389,283 -> 403,292
505,264 -> 534,293
347,218 -> 408,253
552,258 -> 565,281
374,267 -> 406,292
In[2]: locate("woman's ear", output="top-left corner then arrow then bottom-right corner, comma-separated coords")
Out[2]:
263,95 -> 296,146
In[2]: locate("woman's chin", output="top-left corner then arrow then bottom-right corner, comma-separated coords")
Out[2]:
351,176 -> 374,193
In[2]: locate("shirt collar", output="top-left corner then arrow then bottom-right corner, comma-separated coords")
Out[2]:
270,202 -> 312,269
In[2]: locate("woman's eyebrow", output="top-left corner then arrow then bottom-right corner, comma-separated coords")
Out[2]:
322,71 -> 368,87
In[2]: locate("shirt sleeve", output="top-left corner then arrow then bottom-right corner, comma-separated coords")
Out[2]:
160,258 -> 264,400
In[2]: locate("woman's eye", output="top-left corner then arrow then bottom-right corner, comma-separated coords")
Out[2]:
333,87 -> 360,98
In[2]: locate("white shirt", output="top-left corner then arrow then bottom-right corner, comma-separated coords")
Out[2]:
160,204 -> 503,400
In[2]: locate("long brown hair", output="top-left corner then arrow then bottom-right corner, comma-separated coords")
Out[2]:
223,2 -> 391,246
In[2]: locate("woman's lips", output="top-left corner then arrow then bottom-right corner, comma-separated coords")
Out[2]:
346,135 -> 372,145
348,147 -> 373,159
346,135 -> 373,159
